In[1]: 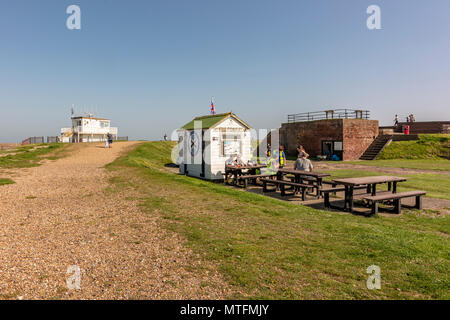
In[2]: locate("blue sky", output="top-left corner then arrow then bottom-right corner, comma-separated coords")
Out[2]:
0,0 -> 449,142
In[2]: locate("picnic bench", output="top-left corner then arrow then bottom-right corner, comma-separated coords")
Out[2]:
321,185 -> 369,208
329,176 -> 424,214
364,190 -> 427,214
260,178 -> 311,201
224,164 -> 268,188
276,168 -> 331,198
237,174 -> 276,188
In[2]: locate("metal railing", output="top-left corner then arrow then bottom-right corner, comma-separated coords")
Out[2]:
47,136 -> 59,143
21,137 -> 45,145
287,109 -> 370,123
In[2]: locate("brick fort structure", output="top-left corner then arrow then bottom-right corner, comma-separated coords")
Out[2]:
280,109 -> 379,161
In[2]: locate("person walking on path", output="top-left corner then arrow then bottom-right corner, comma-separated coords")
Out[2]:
394,114 -> 399,126
107,133 -> 113,148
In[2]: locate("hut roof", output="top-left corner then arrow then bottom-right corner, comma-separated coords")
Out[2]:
180,112 -> 251,131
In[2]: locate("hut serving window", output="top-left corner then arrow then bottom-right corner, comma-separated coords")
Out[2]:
221,133 -> 241,156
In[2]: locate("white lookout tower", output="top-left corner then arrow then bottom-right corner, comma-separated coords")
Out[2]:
60,113 -> 118,143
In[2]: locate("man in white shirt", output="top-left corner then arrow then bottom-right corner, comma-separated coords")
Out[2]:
294,155 -> 314,172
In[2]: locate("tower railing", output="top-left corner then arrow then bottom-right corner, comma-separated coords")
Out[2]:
287,109 -> 370,123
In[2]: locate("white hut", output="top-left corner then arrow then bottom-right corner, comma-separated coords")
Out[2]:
177,112 -> 252,180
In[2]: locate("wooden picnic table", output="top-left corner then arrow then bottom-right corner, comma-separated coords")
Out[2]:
332,176 -> 408,212
225,164 -> 267,185
276,168 -> 331,198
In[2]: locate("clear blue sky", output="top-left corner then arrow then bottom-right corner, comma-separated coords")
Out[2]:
1,0 -> 449,142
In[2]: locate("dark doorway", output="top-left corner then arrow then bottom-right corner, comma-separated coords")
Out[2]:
322,141 -> 333,159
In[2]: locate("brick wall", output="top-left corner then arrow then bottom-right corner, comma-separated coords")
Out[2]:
280,119 -> 343,157
280,119 -> 379,160
342,119 -> 379,160
397,121 -> 450,134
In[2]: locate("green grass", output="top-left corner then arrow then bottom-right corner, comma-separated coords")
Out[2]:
106,141 -> 450,300
378,134 -> 450,160
322,169 -> 450,201
0,143 -> 67,168
0,178 -> 15,185
346,159 -> 450,171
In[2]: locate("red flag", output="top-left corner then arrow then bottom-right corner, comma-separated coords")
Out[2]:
210,97 -> 216,115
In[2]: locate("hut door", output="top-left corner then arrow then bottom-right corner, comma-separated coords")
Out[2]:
200,130 -> 206,177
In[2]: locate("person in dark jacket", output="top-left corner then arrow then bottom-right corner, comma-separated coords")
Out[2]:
107,133 -> 113,148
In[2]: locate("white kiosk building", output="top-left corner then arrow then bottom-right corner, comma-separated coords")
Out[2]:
60,114 -> 118,143
177,112 -> 252,180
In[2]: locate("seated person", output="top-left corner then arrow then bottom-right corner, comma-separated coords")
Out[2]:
235,155 -> 245,166
294,154 -> 314,172
262,153 -> 279,175
225,155 -> 236,166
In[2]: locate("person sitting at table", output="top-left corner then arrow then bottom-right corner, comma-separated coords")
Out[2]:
225,155 -> 236,166
294,154 -> 313,172
235,155 -> 245,167
262,153 -> 279,175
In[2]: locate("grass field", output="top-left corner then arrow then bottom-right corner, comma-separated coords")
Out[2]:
378,134 -> 449,160
0,143 -> 67,169
0,178 -> 15,186
107,141 -> 449,299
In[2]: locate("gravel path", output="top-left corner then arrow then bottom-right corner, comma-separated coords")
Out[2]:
0,142 -> 228,300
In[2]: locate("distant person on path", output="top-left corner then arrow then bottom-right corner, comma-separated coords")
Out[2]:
164,134 -> 168,141
410,114 -> 415,122
107,133 -> 113,148
294,154 -> 313,172
394,114 -> 399,126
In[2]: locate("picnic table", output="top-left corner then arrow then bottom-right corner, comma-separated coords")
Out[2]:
276,168 -> 331,198
225,164 -> 267,186
332,176 -> 407,212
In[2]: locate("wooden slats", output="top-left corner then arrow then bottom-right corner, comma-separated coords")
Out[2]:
364,190 -> 426,202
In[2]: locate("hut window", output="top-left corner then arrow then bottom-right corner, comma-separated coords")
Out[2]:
221,133 -> 241,156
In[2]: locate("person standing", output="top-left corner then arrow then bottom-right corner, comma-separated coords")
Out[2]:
297,145 -> 309,158
394,114 -> 399,126
278,145 -> 287,168
107,133 -> 113,148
